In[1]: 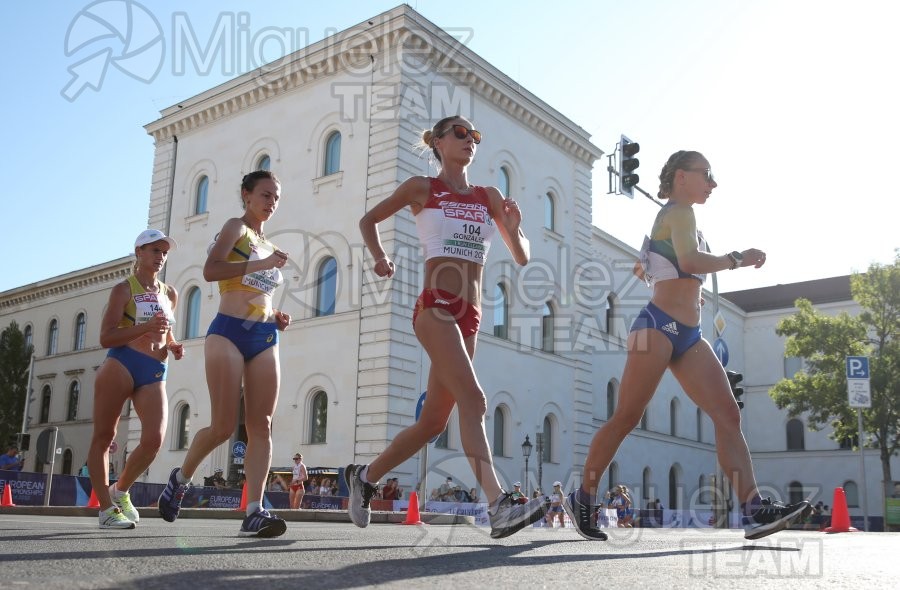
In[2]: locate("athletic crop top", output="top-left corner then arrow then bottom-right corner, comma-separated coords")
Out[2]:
217,225 -> 284,295
117,275 -> 175,328
414,178 -> 496,265
638,206 -> 710,287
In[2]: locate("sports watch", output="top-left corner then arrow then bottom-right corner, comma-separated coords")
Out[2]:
727,251 -> 743,270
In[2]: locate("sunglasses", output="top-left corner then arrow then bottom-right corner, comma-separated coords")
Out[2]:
685,168 -> 715,183
442,124 -> 482,144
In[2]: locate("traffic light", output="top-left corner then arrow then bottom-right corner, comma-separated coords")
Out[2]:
619,135 -> 640,197
726,370 -> 744,409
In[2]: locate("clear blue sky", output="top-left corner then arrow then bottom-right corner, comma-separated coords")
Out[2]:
3,1 -> 897,294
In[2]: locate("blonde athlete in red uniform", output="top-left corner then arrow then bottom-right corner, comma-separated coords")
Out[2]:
348,116 -> 549,539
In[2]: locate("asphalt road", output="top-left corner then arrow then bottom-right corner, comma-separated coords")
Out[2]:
1,514 -> 898,589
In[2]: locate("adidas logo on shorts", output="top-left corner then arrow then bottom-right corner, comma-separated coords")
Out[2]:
661,321 -> 679,336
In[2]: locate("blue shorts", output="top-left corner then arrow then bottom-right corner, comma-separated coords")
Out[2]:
630,301 -> 702,360
207,313 -> 278,361
549,505 -> 564,513
107,346 -> 167,389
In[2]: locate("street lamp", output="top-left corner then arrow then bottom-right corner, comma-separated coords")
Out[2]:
521,435 -> 533,496
535,432 -> 544,494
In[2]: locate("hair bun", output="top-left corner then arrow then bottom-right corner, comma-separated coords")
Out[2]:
422,130 -> 434,146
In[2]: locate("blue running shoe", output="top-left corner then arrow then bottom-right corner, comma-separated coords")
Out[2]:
239,508 -> 287,538
158,467 -> 190,523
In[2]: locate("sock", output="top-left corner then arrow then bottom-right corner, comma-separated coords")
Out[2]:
742,494 -> 763,516
109,482 -> 127,499
176,469 -> 192,485
246,501 -> 261,516
359,465 -> 377,485
576,486 -> 593,506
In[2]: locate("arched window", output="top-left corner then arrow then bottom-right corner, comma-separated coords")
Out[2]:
324,131 -> 341,175
176,404 -> 190,450
668,465 -> 681,509
788,480 -> 805,505
786,418 -> 805,450
699,474 -> 710,504
492,406 -> 506,456
541,302 -> 554,353
315,257 -> 338,317
696,408 -> 703,441
62,449 -> 74,475
310,390 -> 328,443
608,461 -> 619,496
40,385 -> 51,423
67,381 -> 79,421
544,192 -> 555,231
493,283 -> 508,339
542,415 -> 553,463
73,312 -> 86,351
257,154 -> 271,171
498,166 -> 511,197
605,295 -> 615,334
24,324 -> 33,350
47,319 -> 58,355
843,480 -> 859,507
195,175 -> 209,214
642,467 -> 652,501
434,427 -> 449,449
670,398 -> 680,437
607,380 -> 617,420
184,287 -> 201,339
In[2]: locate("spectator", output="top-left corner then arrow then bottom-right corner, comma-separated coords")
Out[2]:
78,462 -> 90,477
438,477 -> 454,501
470,488 -> 480,503
269,473 -> 287,492
319,478 -> 331,496
0,445 -> 23,472
203,468 -> 227,489
382,478 -> 399,501
509,482 -> 527,505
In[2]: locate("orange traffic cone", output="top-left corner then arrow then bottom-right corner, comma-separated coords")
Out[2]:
87,488 -> 100,508
401,491 -> 424,525
234,484 -> 248,511
1,483 -> 14,507
824,487 -> 858,533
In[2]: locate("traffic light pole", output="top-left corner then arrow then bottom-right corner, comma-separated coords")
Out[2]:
606,160 -> 664,207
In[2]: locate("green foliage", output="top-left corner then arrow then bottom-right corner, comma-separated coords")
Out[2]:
771,253 -> 900,486
0,321 -> 33,446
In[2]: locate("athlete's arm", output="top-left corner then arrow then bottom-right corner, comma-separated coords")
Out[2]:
98,282 -> 168,349
203,218 -> 288,282
486,186 -> 529,266
359,176 -> 430,278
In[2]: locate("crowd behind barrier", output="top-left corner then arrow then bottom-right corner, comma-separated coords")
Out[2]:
0,471 -> 887,530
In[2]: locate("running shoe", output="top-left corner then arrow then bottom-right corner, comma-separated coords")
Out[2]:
110,485 -> 139,523
99,506 -> 135,530
239,508 -> 287,538
563,491 -> 609,541
743,497 -> 812,540
158,467 -> 190,523
345,464 -> 379,528
489,492 -> 549,539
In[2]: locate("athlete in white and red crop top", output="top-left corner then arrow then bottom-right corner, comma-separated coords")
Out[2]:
357,116 -> 546,539
415,177 -> 496,265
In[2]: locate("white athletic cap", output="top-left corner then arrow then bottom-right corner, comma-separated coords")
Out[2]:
513,482 -> 521,487
135,229 -> 177,250
554,481 -> 562,487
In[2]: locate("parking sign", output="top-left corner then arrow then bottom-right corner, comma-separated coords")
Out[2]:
846,356 -> 871,408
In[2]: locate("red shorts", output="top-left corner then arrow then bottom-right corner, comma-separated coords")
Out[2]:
291,483 -> 304,491
413,289 -> 481,338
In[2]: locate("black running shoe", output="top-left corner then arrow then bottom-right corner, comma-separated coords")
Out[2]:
563,491 -> 608,541
158,467 -> 190,523
345,464 -> 379,528
239,508 -> 287,538
742,498 -> 812,540
489,492 -> 549,539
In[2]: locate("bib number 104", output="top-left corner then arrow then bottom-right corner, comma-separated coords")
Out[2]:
461,224 -> 481,235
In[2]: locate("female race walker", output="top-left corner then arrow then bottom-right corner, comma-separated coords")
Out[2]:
349,116 -> 549,539
89,229 -> 183,529
563,150 -> 811,541
158,170 -> 292,537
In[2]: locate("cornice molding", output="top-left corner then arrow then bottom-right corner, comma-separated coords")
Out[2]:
144,6 -> 602,165
0,258 -> 132,310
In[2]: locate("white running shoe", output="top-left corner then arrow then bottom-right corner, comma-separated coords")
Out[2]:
99,506 -> 135,530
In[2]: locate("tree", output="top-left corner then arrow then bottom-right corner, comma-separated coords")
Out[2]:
771,253 -> 900,503
0,321 -> 33,447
